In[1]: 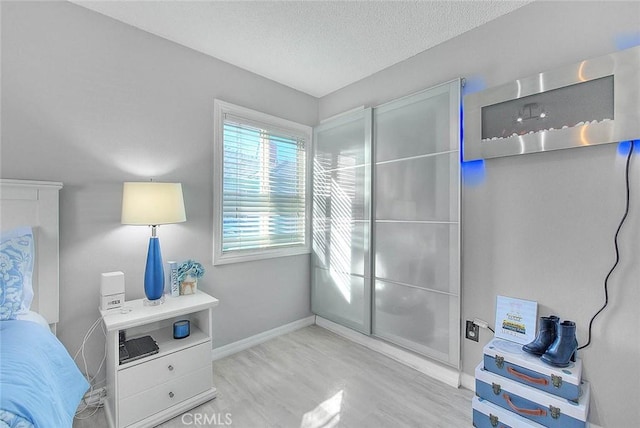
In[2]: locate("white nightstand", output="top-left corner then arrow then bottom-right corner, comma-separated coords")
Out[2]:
100,290 -> 219,428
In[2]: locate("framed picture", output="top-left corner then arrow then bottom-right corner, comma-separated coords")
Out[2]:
494,295 -> 538,345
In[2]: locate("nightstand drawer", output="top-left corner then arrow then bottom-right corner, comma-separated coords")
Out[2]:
118,341 -> 211,399
118,365 -> 213,427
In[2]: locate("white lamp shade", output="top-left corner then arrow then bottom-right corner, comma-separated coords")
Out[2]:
121,182 -> 187,225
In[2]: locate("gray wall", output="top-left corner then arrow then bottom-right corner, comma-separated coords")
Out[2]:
320,1 -> 639,427
1,0 -> 316,374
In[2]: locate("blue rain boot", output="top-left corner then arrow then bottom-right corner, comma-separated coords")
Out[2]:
522,315 -> 559,356
540,320 -> 578,368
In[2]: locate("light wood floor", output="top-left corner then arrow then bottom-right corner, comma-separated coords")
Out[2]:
74,325 -> 473,427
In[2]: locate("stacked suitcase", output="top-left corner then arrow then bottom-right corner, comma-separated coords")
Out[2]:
473,337 -> 590,427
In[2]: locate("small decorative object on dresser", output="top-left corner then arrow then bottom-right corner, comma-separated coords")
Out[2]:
173,320 -> 190,339
168,261 -> 179,297
177,259 -> 205,295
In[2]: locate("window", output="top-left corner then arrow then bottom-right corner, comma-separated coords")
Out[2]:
213,100 -> 312,265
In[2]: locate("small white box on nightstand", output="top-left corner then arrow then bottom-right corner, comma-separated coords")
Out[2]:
100,271 -> 125,311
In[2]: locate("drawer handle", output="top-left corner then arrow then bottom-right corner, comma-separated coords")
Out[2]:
169,392 -> 175,399
503,393 -> 547,417
168,365 -> 174,371
507,366 -> 548,386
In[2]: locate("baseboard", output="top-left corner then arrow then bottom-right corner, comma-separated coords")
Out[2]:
211,315 -> 315,361
315,316 -> 461,388
460,372 -> 475,391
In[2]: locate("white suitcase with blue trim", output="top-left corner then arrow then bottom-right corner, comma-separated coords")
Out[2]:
484,337 -> 582,401
475,362 -> 590,428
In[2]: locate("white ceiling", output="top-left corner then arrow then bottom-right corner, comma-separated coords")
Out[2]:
70,0 -> 532,97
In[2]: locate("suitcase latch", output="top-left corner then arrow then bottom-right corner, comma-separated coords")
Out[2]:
551,374 -> 563,388
550,405 -> 561,419
491,382 -> 501,395
495,355 -> 504,369
489,414 -> 499,427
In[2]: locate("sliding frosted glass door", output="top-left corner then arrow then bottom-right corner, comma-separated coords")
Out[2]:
312,81 -> 461,367
373,80 -> 461,367
312,109 -> 372,334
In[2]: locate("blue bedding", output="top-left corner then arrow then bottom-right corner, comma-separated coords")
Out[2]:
0,320 -> 89,427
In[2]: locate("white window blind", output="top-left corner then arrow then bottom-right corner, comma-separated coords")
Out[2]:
213,100 -> 311,265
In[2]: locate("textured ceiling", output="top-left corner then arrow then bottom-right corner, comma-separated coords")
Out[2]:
70,1 -> 532,97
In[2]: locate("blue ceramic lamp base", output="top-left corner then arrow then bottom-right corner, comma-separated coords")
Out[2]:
144,235 -> 165,306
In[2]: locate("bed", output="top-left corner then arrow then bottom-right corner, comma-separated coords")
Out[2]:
0,179 -> 89,428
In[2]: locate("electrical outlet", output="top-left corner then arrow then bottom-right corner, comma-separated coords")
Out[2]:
466,320 -> 479,342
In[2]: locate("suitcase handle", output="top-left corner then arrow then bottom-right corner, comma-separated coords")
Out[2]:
507,366 -> 549,386
503,393 -> 547,417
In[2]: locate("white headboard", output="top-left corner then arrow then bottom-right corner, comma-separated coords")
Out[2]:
0,179 -> 63,331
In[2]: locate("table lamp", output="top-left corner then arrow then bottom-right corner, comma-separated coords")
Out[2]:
121,182 -> 186,305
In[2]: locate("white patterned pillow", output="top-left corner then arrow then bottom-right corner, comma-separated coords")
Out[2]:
0,227 -> 34,320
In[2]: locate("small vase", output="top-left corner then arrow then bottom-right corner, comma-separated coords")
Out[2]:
179,275 -> 198,295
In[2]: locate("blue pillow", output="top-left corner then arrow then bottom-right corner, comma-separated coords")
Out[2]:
0,227 -> 34,320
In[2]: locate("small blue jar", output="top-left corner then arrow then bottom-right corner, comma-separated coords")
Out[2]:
173,320 -> 190,339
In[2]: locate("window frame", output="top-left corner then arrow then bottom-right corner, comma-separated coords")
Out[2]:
213,99 -> 313,265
